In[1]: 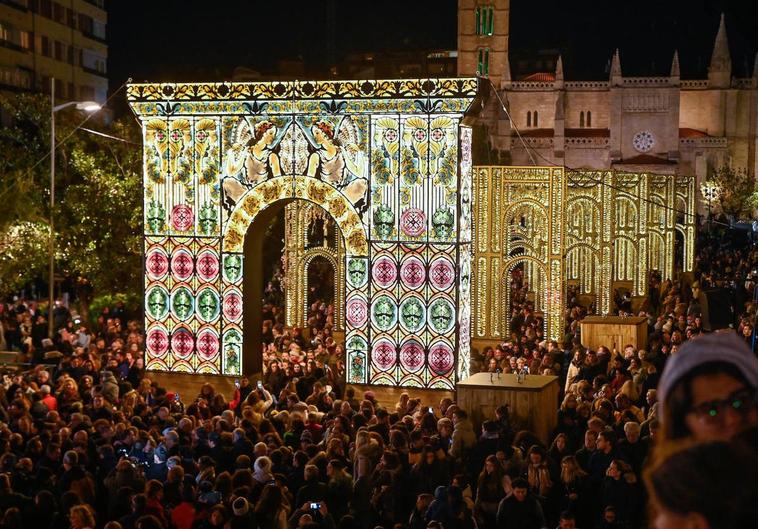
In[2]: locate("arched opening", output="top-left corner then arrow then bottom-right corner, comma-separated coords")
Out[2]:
503,259 -> 547,343
242,198 -> 345,376
305,255 -> 336,327
674,228 -> 685,273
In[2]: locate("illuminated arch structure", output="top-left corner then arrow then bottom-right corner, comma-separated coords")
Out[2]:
129,79 -> 477,389
471,167 -> 696,348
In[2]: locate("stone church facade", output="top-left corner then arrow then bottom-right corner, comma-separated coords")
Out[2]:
458,0 -> 758,213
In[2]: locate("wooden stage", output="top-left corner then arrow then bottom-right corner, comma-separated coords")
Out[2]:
148,372 -> 454,410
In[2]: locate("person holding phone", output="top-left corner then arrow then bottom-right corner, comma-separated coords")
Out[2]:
229,377 -> 252,415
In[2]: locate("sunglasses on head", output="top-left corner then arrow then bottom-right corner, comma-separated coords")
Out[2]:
689,388 -> 756,422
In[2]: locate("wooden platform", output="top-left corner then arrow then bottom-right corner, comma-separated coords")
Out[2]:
146,372 -> 454,410
457,373 -> 560,444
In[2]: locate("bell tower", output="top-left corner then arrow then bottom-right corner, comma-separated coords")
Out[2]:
457,0 -> 510,88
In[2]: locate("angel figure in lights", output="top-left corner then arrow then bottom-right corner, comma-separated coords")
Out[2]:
306,118 -> 367,210
223,120 -> 283,206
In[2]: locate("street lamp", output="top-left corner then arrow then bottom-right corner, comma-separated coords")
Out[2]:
48,78 -> 101,338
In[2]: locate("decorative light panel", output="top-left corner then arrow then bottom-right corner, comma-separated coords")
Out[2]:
471,167 -> 695,346
129,78 -> 476,385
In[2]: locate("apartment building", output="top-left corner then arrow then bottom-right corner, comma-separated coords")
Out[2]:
0,0 -> 107,103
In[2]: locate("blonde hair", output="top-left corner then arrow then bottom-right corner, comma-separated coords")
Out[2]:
69,504 -> 96,529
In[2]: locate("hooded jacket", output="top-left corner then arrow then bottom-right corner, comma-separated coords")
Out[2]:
450,419 -> 477,460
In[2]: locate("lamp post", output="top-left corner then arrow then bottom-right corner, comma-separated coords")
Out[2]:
48,78 -> 101,338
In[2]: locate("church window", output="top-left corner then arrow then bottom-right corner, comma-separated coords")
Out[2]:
579,111 -> 585,128
586,111 -> 592,127
477,47 -> 490,76
527,111 -> 531,127
533,110 -> 539,127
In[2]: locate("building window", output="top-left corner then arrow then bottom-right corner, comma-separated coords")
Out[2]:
475,5 -> 494,36
533,111 -> 539,127
78,14 -> 93,35
477,47 -> 490,76
53,2 -> 65,23
93,19 -> 106,39
82,49 -> 107,74
54,40 -> 64,61
39,0 -> 52,18
579,111 -> 585,128
527,111 -> 531,127
586,110 -> 592,127
0,22 -> 32,51
40,35 -> 51,57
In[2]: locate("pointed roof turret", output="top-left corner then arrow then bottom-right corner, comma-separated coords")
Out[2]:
670,50 -> 680,77
709,13 -> 731,87
670,50 -> 680,85
610,48 -> 622,86
554,54 -> 564,88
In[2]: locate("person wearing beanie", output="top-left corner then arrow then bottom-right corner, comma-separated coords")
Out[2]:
657,331 -> 758,442
254,455 -> 274,485
228,496 -> 255,529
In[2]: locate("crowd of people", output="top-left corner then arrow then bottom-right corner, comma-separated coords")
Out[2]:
0,224 -> 755,529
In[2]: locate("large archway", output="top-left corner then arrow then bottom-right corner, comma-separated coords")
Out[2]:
131,78 -> 478,388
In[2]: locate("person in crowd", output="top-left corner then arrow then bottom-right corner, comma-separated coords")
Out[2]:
645,440 -> 758,529
656,331 -> 757,442
495,477 -> 546,529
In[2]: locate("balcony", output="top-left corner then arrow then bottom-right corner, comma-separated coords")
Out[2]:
0,66 -> 33,91
82,64 -> 107,78
80,29 -> 107,45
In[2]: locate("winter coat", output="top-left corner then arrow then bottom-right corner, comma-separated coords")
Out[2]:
450,419 -> 477,461
100,371 -> 119,403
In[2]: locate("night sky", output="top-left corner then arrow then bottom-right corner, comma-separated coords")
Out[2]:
107,0 -> 757,110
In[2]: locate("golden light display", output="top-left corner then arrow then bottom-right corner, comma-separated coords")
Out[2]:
471,167 -> 696,347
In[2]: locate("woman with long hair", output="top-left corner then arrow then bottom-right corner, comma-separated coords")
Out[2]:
555,455 -> 589,528
474,455 -> 507,529
547,433 -> 571,472
524,445 -> 553,500
254,484 -> 289,529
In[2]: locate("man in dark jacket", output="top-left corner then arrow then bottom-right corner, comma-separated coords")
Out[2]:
295,464 -> 328,507
495,478 -> 546,529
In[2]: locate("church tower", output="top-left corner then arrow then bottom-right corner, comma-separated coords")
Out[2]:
457,0 -> 510,88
